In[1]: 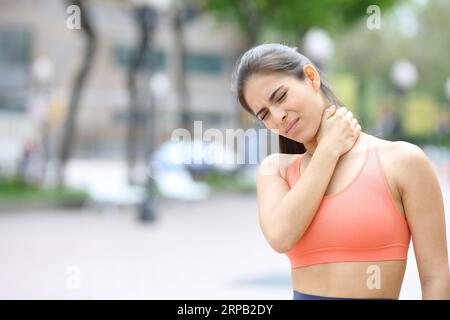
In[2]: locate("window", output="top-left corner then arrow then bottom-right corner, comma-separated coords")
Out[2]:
0,27 -> 31,112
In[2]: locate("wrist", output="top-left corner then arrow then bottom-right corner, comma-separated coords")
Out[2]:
315,142 -> 340,160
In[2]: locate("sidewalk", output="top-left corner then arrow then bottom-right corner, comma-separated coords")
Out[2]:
0,192 -> 291,299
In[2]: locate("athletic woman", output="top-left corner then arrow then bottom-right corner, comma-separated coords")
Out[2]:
232,43 -> 450,300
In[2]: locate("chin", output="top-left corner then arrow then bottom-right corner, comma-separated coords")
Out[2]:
293,130 -> 314,144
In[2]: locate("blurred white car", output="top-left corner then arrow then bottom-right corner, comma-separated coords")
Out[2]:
151,139 -> 243,174
148,139 -> 246,200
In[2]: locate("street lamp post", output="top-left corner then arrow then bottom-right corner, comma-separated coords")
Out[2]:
31,57 -> 55,122
31,57 -> 55,186
303,27 -> 334,71
128,2 -> 159,222
445,77 -> 450,103
390,59 -> 418,140
438,77 -> 450,139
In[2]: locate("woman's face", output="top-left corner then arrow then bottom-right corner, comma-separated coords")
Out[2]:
243,67 -> 328,143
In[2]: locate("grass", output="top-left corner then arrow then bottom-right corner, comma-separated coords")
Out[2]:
200,170 -> 256,193
0,176 -> 88,205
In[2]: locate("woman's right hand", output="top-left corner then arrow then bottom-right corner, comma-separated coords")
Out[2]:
316,105 -> 361,157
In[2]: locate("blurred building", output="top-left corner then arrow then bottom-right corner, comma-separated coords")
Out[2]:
0,0 -> 248,172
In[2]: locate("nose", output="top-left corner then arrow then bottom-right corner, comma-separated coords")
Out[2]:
271,107 -> 287,127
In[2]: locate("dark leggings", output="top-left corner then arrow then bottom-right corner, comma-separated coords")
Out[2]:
293,290 -> 396,300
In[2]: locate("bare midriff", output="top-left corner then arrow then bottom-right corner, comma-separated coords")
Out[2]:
291,259 -> 407,299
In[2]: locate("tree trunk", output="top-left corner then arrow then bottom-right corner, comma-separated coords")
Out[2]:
233,3 -> 260,130
356,75 -> 370,130
57,0 -> 96,187
171,4 -> 191,133
126,6 -> 150,184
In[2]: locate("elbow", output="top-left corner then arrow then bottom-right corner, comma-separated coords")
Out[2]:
421,278 -> 450,300
261,215 -> 300,253
272,244 -> 291,254
269,235 -> 295,254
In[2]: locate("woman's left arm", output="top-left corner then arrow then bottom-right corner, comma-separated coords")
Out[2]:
398,142 -> 450,300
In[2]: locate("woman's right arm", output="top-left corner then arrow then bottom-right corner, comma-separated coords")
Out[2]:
257,144 -> 339,253
257,106 -> 360,253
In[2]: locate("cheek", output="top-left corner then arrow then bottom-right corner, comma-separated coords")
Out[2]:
299,97 -> 322,125
293,86 -> 322,114
302,91 -> 322,109
301,102 -> 323,137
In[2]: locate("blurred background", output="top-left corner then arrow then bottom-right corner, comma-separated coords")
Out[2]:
0,0 -> 449,299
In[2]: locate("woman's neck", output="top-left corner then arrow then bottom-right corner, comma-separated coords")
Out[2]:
304,132 -> 368,158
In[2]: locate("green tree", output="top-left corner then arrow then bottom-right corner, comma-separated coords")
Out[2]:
336,0 -> 450,137
197,0 -> 397,45
196,0 -> 397,127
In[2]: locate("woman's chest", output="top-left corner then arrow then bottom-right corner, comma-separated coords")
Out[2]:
300,146 -> 406,221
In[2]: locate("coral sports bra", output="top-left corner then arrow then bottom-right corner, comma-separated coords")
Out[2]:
284,137 -> 411,268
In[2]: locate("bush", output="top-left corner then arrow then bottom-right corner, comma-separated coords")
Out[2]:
0,175 -> 88,205
201,169 -> 256,193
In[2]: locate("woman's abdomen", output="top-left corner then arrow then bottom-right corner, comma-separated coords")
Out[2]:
291,260 -> 407,299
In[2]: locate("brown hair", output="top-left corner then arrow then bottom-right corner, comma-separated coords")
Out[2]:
231,43 -> 343,154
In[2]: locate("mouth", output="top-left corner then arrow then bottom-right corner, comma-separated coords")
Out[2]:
286,118 -> 300,134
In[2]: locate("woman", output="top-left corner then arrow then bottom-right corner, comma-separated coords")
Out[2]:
232,43 -> 450,300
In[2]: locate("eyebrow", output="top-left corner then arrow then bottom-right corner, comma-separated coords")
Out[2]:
255,85 -> 284,118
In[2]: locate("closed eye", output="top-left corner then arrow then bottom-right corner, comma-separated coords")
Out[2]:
278,91 -> 287,102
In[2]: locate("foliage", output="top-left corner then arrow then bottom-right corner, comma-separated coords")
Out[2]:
196,0 -> 397,42
201,169 -> 256,193
0,175 -> 88,204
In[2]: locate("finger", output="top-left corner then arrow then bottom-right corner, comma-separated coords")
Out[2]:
327,105 -> 337,118
344,111 -> 354,121
322,105 -> 336,119
336,106 -> 348,116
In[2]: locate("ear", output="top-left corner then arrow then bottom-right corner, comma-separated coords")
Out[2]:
303,64 -> 321,92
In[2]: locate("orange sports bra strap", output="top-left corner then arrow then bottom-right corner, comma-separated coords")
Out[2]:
287,154 -> 303,187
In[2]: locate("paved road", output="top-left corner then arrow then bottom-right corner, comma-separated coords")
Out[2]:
0,153 -> 449,300
0,193 -> 292,299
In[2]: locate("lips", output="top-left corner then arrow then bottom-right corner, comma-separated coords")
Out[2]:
286,118 -> 300,134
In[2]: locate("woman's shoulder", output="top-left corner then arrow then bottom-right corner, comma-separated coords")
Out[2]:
258,152 -> 303,180
372,135 -> 425,161
371,135 -> 429,187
